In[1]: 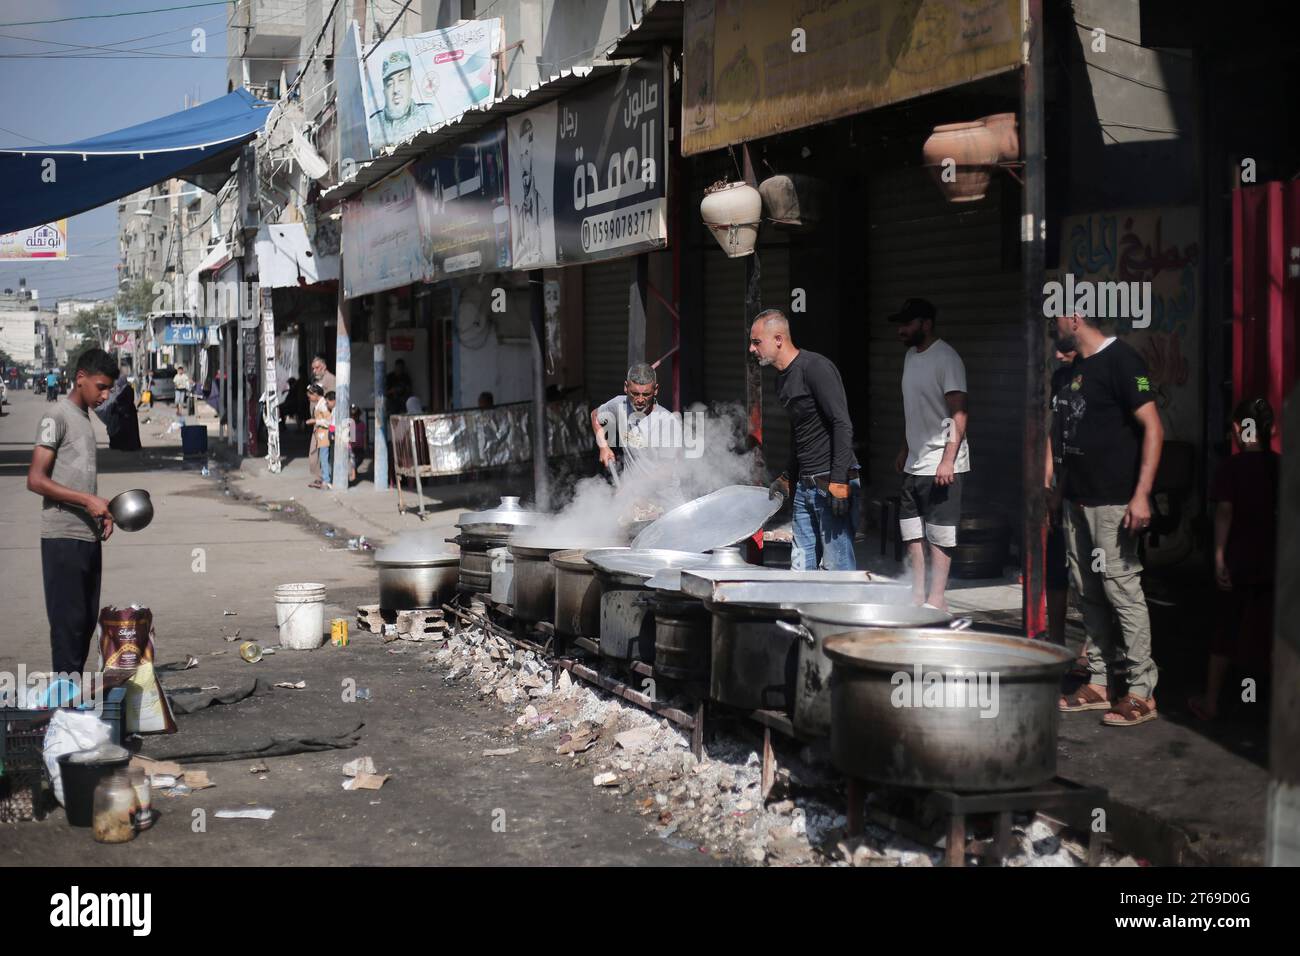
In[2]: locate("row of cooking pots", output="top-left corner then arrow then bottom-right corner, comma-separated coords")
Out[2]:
497,542 -> 1071,792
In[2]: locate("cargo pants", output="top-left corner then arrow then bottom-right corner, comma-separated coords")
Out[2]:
1063,502 -> 1158,698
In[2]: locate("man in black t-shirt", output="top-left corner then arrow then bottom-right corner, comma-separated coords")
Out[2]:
1053,311 -> 1163,727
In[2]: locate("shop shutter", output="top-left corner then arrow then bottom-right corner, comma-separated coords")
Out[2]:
865,167 -> 1024,525
582,258 -> 631,407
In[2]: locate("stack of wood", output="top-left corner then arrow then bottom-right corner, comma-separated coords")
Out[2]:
356,604 -> 384,635
394,608 -> 448,642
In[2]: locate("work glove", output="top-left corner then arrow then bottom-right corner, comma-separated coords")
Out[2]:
768,476 -> 790,501
828,481 -> 852,518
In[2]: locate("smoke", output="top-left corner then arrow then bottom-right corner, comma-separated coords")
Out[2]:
516,402 -> 766,547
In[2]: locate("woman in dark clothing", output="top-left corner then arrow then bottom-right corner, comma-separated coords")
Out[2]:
100,374 -> 143,451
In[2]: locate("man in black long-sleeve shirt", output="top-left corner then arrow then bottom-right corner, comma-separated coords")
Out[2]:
750,309 -> 860,570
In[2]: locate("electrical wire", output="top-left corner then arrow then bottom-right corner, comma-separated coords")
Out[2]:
0,2 -> 231,29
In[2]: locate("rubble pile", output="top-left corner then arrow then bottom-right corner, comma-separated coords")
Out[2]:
419,620 -> 1133,868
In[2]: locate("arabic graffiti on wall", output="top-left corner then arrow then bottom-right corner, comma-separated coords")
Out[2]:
507,53 -> 668,269
1061,207 -> 1202,443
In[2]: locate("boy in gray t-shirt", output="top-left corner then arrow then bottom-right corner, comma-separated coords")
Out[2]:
28,348 -> 119,674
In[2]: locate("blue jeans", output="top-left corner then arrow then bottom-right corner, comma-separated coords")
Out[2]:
318,445 -> 332,485
790,477 -> 860,571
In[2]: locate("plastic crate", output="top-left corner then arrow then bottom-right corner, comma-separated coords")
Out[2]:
0,685 -> 127,780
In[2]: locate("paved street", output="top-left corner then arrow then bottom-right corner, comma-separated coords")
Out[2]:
0,391 -> 707,865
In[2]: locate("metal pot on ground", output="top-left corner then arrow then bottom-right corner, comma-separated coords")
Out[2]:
585,549 -> 713,663
824,628 -> 1074,791
510,531 -> 626,625
455,497 -> 544,595
374,537 -> 460,611
551,549 -> 601,638
778,601 -> 954,738
644,548 -> 751,684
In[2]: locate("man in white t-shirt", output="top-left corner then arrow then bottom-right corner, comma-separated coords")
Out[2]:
591,363 -> 682,503
891,298 -> 970,610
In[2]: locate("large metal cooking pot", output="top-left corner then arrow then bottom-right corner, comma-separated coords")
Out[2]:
551,549 -> 601,638
374,537 -> 460,611
824,629 -> 1074,791
455,497 -> 545,595
707,601 -> 801,712
652,593 -> 711,683
509,543 -> 564,624
778,601 -> 954,737
587,549 -> 710,662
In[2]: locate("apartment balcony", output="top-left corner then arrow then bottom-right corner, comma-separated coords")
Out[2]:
232,0 -> 306,61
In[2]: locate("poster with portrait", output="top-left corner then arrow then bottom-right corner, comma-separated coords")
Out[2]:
506,103 -> 558,270
412,124 -> 512,280
341,165 -> 430,298
343,18 -> 501,163
505,53 -> 667,269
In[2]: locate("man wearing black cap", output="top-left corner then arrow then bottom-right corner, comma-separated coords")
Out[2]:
890,298 -> 969,609
752,309 -> 860,571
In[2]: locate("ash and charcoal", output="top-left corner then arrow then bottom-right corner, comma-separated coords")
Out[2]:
417,619 -> 1134,868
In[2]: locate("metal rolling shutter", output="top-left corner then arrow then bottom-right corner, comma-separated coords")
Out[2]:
865,168 -> 1023,524
582,258 -> 630,406
702,240 -> 792,476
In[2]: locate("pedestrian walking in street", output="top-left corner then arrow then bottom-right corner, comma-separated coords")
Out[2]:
26,348 -> 120,675
349,404 -> 366,484
45,369 -> 59,402
173,366 -> 191,413
304,382 -> 325,486
311,354 -> 336,392
1053,310 -> 1164,727
1188,397 -> 1279,721
890,298 -> 969,610
752,309 -> 860,572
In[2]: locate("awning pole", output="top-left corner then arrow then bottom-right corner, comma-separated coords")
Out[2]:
373,292 -> 389,490
1021,0 -> 1048,639
530,270 -> 550,511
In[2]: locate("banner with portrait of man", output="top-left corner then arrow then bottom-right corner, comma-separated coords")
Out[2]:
342,18 -> 502,166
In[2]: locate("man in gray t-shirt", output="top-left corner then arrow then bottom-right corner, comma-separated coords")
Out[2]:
28,348 -> 120,674
591,363 -> 683,503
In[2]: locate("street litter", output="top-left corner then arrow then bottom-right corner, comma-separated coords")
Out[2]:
182,770 -> 213,790
342,756 -> 376,777
343,773 -> 388,790
215,808 -> 275,820
223,610 -> 238,616
239,641 -> 263,663
593,772 -> 619,787
323,528 -> 336,538
355,688 -> 372,700
248,763 -> 269,774
223,628 -> 241,642
150,774 -> 178,789
482,748 -> 519,757
274,680 -> 307,690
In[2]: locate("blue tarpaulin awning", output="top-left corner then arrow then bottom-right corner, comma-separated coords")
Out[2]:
0,88 -> 272,234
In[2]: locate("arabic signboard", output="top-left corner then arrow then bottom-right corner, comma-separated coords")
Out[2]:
682,0 -> 1023,156
339,18 -> 501,170
0,220 -> 67,259
342,165 -> 430,298
115,314 -> 145,331
412,124 -> 512,279
1060,207 -> 1202,444
163,323 -> 204,346
506,54 -> 668,268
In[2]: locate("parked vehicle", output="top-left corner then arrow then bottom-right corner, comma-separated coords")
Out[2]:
149,368 -> 177,403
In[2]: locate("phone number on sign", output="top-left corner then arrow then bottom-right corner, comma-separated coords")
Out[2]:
580,200 -> 664,254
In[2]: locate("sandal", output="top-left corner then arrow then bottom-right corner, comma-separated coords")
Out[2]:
308,480 -> 323,489
1059,683 -> 1111,712
1103,695 -> 1158,727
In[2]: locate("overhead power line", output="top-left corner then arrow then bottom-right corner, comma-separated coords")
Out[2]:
0,1 -> 229,28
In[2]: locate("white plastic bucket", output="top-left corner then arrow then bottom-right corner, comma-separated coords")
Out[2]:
274,583 -> 327,650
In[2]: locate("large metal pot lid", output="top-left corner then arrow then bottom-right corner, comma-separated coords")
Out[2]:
646,547 -> 752,592
680,569 -> 874,602
374,531 -> 460,567
631,485 -> 782,553
823,630 -> 1074,677
704,581 -> 913,610
585,548 -> 713,583
796,601 -> 952,629
457,496 -> 546,530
